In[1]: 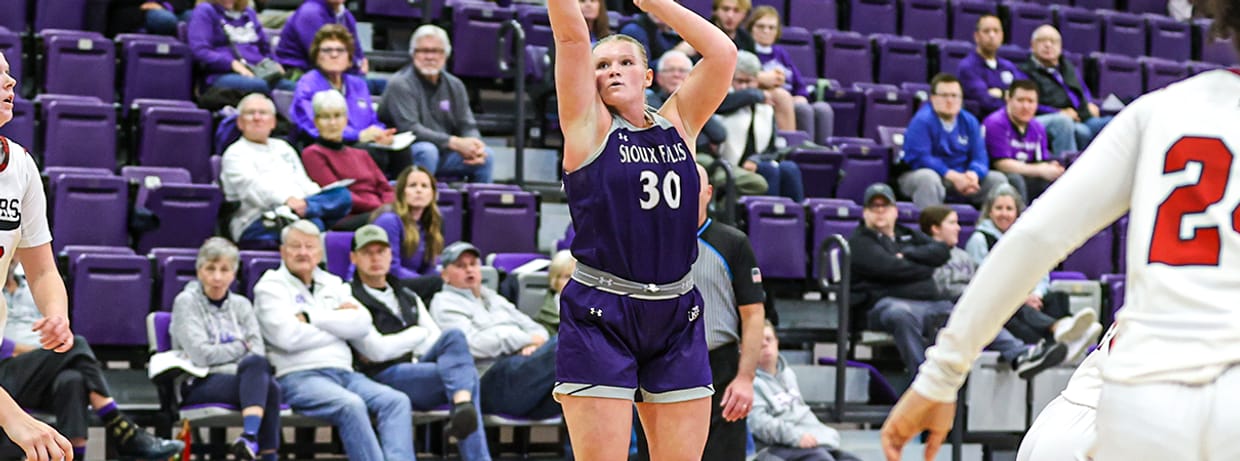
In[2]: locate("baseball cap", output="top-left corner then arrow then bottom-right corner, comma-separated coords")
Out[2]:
863,183 -> 896,205
440,241 -> 481,265
351,224 -> 390,251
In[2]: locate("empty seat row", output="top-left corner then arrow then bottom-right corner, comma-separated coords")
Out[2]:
24,30 -> 192,105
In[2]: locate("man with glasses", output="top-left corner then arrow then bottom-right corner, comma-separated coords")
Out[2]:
1019,25 -> 1114,151
378,24 -> 494,183
220,93 -> 352,246
847,183 -> 1063,379
899,73 -> 1009,208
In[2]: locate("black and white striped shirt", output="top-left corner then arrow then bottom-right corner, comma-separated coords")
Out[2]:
694,218 -> 766,350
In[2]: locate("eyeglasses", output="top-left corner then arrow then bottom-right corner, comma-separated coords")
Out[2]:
319,46 -> 348,56
865,202 -> 894,210
414,48 -> 445,56
660,67 -> 691,74
752,23 -> 779,31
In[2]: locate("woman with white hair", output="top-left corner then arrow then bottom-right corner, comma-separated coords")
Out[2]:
172,237 -> 282,461
717,50 -> 806,201
301,89 -> 396,230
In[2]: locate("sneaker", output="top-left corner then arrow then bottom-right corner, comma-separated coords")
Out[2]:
230,434 -> 259,460
1052,309 -> 1098,344
113,425 -> 185,460
1063,323 -> 1104,363
445,401 -> 479,440
1014,340 -> 1068,379
273,205 -> 299,224
260,210 -> 281,230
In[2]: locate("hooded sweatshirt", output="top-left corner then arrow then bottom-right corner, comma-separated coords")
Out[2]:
965,219 -> 1049,296
170,281 -> 266,376
751,356 -> 842,450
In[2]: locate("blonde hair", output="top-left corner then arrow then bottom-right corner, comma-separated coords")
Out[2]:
593,34 -> 649,68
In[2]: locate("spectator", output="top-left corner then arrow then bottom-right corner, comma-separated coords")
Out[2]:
301,89 -> 396,229
0,263 -> 184,460
964,186 -> 1102,362
370,166 -> 444,279
1019,25 -> 1114,150
253,220 -> 414,460
346,225 -> 490,460
275,0 -> 368,78
751,321 -> 862,461
618,12 -> 688,69
171,237 -> 282,461
847,183 -> 1062,378
221,93 -> 352,246
647,51 -> 735,159
534,250 -> 575,337
107,0 -> 194,36
581,0 -> 611,42
187,0 -> 290,95
430,242 -> 561,419
983,80 -> 1065,202
718,51 -> 805,202
747,6 -> 833,137
290,25 -> 410,177
899,73 -> 1009,208
713,0 -> 755,53
957,16 -> 1021,117
916,205 -> 973,302
377,25 -> 495,184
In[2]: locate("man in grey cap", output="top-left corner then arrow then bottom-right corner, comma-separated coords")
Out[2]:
429,242 -> 561,419
846,183 -> 1064,379
346,225 -> 491,459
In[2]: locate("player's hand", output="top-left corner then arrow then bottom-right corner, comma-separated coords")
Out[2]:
720,376 -> 754,422
798,433 -> 818,449
2,412 -> 74,461
32,315 -> 72,353
880,390 -> 955,461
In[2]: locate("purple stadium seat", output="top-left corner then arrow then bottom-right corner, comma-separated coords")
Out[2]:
121,165 -> 192,209
1060,227 -> 1113,279
1100,10 -> 1147,58
117,34 -> 193,108
778,130 -> 812,147
1145,14 -> 1192,62
0,3 -> 25,34
1100,273 -> 1124,322
819,30 -> 873,86
930,38 -> 973,75
0,98 -> 34,149
789,0 -> 837,30
451,3 -> 518,79
44,167 -> 112,184
438,186 -> 464,245
778,27 -> 819,84
900,82 -> 932,105
895,201 -> 920,226
155,254 -> 197,310
0,28 -> 22,89
876,125 -> 907,162
517,4 -> 554,48
786,147 -> 845,198
324,231 -> 353,279
997,44 -> 1030,65
71,253 -> 151,346
42,31 -> 115,101
806,198 -> 862,279
488,253 -> 550,272
1188,60 -> 1226,75
35,0 -> 87,32
679,0 -> 713,17
847,0 -> 897,35
462,183 -> 522,194
62,245 -> 135,273
137,105 -> 213,183
1074,0 -> 1115,10
1124,0 -> 1165,15
753,0 -> 786,15
742,197 -> 807,279
862,88 -> 914,141
134,184 -> 223,253
821,85 -> 865,138
1003,2 -> 1052,49
949,0 -> 997,42
901,0 -> 948,40
50,174 -> 128,252
949,203 -> 979,248
39,95 -> 116,170
873,35 -> 927,86
147,311 -> 173,353
835,145 -> 891,203
1114,215 -> 1128,273
825,136 -> 878,147
852,82 -> 898,93
362,0 -> 446,20
1089,52 -> 1142,101
1055,6 -> 1102,55
469,190 -> 538,254
1195,19 -> 1239,66
239,251 -> 280,299
555,225 -> 574,253
1139,56 -> 1189,92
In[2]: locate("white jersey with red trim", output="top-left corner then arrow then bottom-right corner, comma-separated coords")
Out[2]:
913,70 -> 1240,402
0,137 -> 52,335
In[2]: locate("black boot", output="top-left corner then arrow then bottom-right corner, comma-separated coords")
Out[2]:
445,400 -> 479,440
104,411 -> 185,460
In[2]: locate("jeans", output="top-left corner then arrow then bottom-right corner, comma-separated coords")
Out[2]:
210,74 -> 296,95
239,186 -> 352,244
278,368 -> 413,461
181,355 -> 282,451
1034,113 -> 1079,155
753,159 -> 805,202
144,9 -> 189,36
373,330 -> 491,461
868,297 -> 1028,376
410,141 -> 494,183
480,337 -> 560,419
1073,115 -> 1114,150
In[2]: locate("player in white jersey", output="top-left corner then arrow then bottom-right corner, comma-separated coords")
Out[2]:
1015,324 -> 1116,461
0,51 -> 77,461
879,4 -> 1240,459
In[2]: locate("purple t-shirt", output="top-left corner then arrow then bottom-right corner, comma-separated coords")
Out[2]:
982,108 -> 1050,164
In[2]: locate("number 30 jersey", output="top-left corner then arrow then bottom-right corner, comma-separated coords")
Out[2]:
564,108 -> 699,285
913,70 -> 1240,402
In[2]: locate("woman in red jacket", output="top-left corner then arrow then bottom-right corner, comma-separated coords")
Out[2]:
301,89 -> 395,230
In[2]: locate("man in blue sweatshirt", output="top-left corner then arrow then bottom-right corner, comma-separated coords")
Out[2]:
898,73 -> 1009,208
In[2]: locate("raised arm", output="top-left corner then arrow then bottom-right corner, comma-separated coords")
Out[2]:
549,0 -> 607,171
650,0 -> 738,142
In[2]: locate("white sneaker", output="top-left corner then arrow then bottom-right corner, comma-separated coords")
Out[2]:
1053,308 -> 1098,344
273,205 -> 300,223
1064,322 -> 1104,363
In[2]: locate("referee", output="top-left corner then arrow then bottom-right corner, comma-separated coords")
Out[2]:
638,163 -> 767,460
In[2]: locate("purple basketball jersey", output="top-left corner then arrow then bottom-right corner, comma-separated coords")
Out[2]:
565,110 -> 700,284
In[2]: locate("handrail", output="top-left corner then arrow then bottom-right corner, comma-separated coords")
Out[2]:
816,234 -> 850,421
497,19 -> 528,185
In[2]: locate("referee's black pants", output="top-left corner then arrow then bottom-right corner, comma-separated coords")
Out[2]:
635,342 -> 747,461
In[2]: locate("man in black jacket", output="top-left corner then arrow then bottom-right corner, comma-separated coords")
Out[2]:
847,183 -> 1065,378
1019,25 -> 1114,151
347,225 -> 492,459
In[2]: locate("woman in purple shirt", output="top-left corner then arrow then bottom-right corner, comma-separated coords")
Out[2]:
746,6 -> 834,143
370,166 -> 445,278
186,0 -> 290,94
